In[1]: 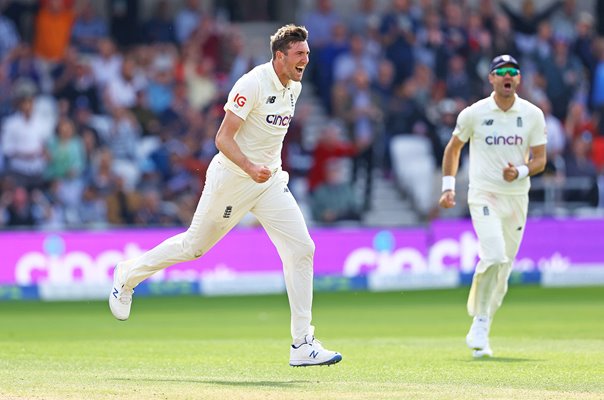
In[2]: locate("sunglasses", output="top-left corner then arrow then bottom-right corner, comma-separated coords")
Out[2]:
492,67 -> 520,77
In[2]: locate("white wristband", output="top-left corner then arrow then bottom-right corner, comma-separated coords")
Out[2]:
516,165 -> 529,180
442,176 -> 455,192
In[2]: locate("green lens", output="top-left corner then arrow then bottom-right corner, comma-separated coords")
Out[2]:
494,67 -> 519,77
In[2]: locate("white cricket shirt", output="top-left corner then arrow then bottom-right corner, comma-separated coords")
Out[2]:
453,92 -> 547,195
219,61 -> 301,176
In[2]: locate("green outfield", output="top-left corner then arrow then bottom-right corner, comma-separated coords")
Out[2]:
0,286 -> 603,400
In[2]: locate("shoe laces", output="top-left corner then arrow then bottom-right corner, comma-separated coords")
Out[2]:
307,335 -> 325,351
118,285 -> 133,305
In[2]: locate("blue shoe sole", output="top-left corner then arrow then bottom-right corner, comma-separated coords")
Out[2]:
290,354 -> 342,367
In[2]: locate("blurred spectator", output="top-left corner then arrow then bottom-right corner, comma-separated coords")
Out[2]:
307,121 -> 357,192
379,0 -> 418,85
46,117 -> 85,180
71,0 -> 108,55
105,107 -> 141,188
441,2 -> 468,59
182,48 -> 218,112
591,38 -> 604,119
311,158 -> 361,224
564,133 -> 599,207
1,79 -> 53,189
415,8 -> 447,79
499,0 -> 562,57
348,0 -> 381,37
383,79 -> 430,172
549,0 -> 578,42
105,176 -> 139,225
6,43 -> 44,91
88,147 -> 119,196
572,12 -> 596,82
142,0 -> 176,44
187,15 -> 222,70
225,28 -> 263,88
491,13 -> 519,57
104,56 -> 147,110
0,185 -> 37,227
564,101 -> 598,142
538,97 -> 566,176
146,54 -> 176,114
90,38 -> 122,92
175,0 -> 204,44
536,37 -> 584,121
333,33 -> 377,85
77,184 -> 107,225
0,0 -> 37,42
445,54 -> 472,102
52,47 -> 100,114
300,0 -> 342,88
134,188 -> 180,226
107,0 -> 139,48
32,0 -> 75,62
346,69 -> 383,209
0,6 -> 19,61
131,90 -> 159,135
313,22 -> 349,112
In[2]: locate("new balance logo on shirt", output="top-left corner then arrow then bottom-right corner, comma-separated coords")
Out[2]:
266,96 -> 276,104
223,206 -> 233,218
482,119 -> 494,126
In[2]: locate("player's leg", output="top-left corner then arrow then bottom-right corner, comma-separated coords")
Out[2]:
467,200 -> 509,318
488,194 -> 528,316
110,159 -> 256,320
465,196 -> 509,357
252,170 -> 342,366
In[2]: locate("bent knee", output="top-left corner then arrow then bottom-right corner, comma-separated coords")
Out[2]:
181,235 -> 204,260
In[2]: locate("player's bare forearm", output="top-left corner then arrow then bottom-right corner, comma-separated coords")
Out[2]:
442,136 -> 465,177
439,136 -> 465,209
215,110 -> 271,183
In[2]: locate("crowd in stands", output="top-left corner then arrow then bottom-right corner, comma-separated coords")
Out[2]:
0,0 -> 603,229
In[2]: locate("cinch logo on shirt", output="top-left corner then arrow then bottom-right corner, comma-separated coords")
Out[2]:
266,114 -> 293,126
485,134 -> 523,145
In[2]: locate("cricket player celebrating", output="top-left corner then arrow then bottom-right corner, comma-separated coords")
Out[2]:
439,55 -> 547,357
109,24 -> 342,367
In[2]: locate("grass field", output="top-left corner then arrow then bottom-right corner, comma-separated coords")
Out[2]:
0,285 -> 603,400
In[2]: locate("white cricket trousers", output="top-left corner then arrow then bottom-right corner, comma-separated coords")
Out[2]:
122,156 -> 315,341
466,188 -> 528,319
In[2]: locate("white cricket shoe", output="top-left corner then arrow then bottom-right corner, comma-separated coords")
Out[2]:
289,335 -> 342,367
472,346 -> 493,358
109,262 -> 134,321
466,316 -> 493,358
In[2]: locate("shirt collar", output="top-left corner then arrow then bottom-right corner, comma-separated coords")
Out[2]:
267,60 -> 289,91
488,91 -> 520,112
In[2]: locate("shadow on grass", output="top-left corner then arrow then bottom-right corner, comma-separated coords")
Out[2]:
113,378 -> 313,387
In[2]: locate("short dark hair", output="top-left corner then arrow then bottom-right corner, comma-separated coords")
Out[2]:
270,24 -> 308,58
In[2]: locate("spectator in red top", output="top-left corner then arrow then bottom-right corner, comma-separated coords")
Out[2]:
307,120 -> 357,192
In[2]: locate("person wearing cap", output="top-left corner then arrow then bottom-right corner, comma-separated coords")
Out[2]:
438,54 -> 547,358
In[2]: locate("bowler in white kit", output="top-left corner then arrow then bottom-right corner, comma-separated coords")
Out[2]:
109,24 -> 342,367
439,55 -> 547,357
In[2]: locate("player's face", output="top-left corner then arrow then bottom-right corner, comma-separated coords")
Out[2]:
488,64 -> 521,98
280,41 -> 310,82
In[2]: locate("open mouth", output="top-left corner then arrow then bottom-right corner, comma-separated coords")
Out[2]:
295,66 -> 304,73
504,82 -> 512,89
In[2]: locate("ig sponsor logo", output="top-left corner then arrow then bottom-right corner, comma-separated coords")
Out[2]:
233,93 -> 247,107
